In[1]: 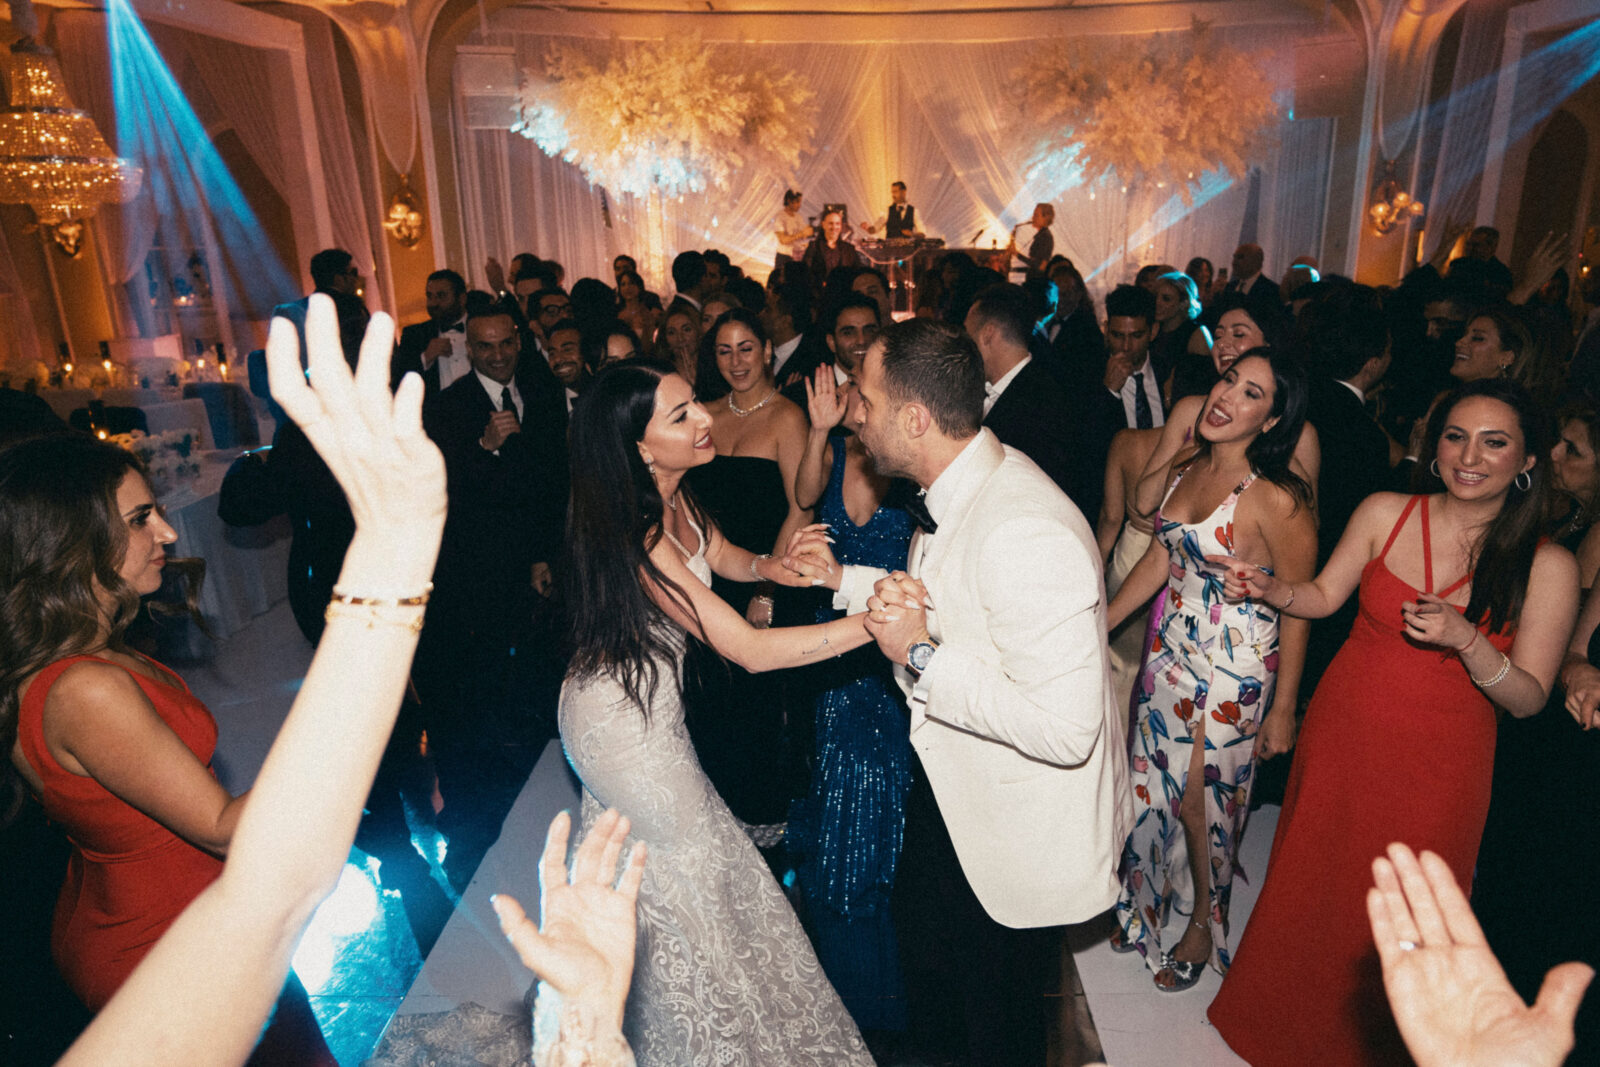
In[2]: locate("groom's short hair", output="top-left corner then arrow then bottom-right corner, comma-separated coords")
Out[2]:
879,319 -> 984,437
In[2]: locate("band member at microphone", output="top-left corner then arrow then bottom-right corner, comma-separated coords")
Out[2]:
1008,203 -> 1055,281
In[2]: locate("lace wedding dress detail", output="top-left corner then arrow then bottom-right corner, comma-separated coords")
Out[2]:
558,518 -> 871,1066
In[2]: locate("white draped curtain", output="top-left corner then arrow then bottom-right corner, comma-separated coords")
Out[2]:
452,25 -> 1309,305
267,5 -> 381,282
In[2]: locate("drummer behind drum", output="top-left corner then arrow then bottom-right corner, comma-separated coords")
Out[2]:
773,189 -> 813,272
863,181 -> 922,240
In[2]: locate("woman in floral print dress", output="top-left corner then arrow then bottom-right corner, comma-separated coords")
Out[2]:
1106,349 -> 1316,991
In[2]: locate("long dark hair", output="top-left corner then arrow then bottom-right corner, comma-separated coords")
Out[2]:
560,359 -> 706,713
697,306 -> 771,402
1182,346 -> 1314,513
1414,378 -> 1551,634
0,435 -> 142,821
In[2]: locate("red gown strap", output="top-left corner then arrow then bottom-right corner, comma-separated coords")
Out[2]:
1418,495 -> 1435,593
1377,494 -> 1423,564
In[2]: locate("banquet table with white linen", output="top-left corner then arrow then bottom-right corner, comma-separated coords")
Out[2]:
158,449 -> 290,657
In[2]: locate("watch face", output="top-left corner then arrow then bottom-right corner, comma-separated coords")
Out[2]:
909,642 -> 934,671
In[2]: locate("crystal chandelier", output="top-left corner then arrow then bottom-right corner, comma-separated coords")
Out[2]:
0,4 -> 141,227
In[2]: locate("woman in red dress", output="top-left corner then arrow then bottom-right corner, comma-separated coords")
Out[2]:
1,432 -> 332,1062
1205,379 -> 1579,1065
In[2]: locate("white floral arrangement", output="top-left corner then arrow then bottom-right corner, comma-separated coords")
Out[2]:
1013,20 -> 1281,203
513,34 -> 816,199
109,429 -> 201,494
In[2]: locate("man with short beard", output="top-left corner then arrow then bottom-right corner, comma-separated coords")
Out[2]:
392,268 -> 470,395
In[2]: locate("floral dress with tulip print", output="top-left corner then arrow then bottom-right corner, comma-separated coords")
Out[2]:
1114,469 -> 1280,977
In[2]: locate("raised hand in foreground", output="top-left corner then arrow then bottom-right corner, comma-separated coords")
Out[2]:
495,809 -> 646,1067
1368,842 -> 1592,1067
59,294 -> 445,1065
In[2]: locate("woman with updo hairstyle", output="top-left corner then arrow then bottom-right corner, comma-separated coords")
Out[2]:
1208,377 -> 1579,1065
0,433 -> 334,1062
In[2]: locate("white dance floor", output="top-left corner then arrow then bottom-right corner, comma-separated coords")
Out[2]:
194,598 -> 1283,1064
1068,804 -> 1279,1067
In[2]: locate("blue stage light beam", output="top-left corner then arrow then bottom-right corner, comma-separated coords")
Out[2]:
106,0 -> 298,316
1386,18 -> 1600,213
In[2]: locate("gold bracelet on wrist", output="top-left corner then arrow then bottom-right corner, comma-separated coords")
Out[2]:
324,600 -> 426,633
330,583 -> 433,607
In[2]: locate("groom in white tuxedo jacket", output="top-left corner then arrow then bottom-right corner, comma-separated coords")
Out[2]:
812,318 -> 1132,1063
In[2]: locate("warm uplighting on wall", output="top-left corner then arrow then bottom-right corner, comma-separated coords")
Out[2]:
1369,160 -> 1424,236
382,174 -> 424,248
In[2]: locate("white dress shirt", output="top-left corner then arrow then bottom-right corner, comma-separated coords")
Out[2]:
1111,355 -> 1165,429
436,315 -> 471,390
772,334 -> 803,380
475,370 -> 523,419
983,355 -> 1031,417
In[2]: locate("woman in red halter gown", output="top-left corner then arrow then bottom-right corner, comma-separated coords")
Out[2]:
1204,380 -> 1579,1065
2,433 -> 332,1063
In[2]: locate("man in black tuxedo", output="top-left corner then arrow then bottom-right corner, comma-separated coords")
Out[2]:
1224,243 -> 1281,319
1045,259 -> 1104,380
1300,283 -> 1396,685
416,308 -> 568,889
967,283 -> 1102,519
391,268 -> 470,394
668,251 -> 711,318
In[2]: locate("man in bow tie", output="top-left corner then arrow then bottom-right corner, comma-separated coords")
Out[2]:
392,269 -> 471,395
804,318 -> 1132,1066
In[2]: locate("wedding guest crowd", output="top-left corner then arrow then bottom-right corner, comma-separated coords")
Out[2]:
7,215 -> 1600,1067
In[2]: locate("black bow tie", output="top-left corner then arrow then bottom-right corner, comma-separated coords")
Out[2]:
905,491 -> 937,535
441,322 -> 465,333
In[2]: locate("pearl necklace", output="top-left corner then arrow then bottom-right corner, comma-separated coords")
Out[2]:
728,387 -> 778,417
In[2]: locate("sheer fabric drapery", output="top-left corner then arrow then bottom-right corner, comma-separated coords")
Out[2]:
451,27 -> 1307,305
267,4 -> 381,281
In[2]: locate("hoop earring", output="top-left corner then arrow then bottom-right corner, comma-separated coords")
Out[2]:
1430,459 -> 1440,477
1515,470 -> 1532,492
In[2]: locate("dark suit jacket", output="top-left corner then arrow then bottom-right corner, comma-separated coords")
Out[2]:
1305,377 -> 1392,566
776,329 -> 833,410
1046,306 -> 1105,386
983,357 -> 1103,521
391,318 -> 461,394
423,374 -> 568,638
1226,275 -> 1282,319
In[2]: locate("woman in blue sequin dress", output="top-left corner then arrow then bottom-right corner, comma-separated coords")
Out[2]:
788,357 -> 915,1032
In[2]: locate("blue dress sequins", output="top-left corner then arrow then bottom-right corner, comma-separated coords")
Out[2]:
787,438 -> 915,1031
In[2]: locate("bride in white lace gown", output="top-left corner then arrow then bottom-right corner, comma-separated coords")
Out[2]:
558,361 -> 875,1066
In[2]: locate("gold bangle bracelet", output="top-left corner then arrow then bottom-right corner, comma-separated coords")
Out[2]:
324,601 -> 426,633
330,582 -> 433,607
